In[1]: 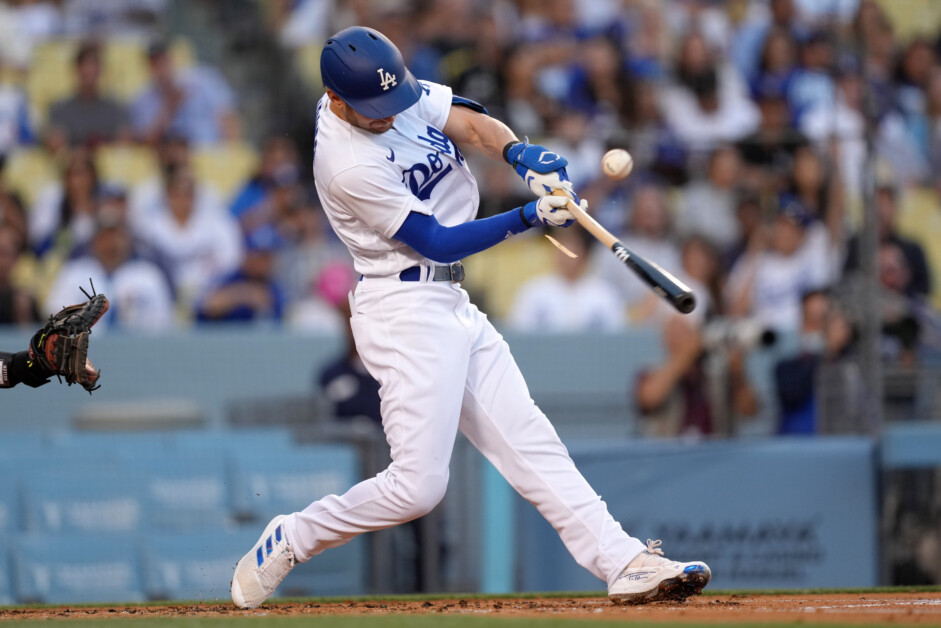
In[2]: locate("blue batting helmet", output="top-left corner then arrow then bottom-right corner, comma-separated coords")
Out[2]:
321,26 -> 423,119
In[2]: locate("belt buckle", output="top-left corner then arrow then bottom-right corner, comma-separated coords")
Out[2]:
447,261 -> 465,283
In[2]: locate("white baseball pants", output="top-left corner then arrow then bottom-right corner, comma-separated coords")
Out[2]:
282,279 -> 644,588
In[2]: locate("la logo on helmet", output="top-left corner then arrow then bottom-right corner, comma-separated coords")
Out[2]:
377,68 -> 397,91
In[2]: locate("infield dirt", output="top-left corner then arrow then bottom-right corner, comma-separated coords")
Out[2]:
2,591 -> 941,624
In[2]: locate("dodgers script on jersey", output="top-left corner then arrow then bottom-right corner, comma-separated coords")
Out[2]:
313,81 -> 479,277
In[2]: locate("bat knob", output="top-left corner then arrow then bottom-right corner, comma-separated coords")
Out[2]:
675,293 -> 697,314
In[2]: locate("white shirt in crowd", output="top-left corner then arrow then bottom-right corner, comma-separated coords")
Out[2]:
134,198 -> 243,302
725,226 -> 835,333
509,273 -> 625,332
659,64 -> 760,151
45,256 -> 175,331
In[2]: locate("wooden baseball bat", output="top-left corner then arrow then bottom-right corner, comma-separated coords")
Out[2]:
552,191 -> 696,314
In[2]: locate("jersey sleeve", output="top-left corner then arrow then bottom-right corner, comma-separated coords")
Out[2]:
330,165 -> 430,239
412,81 -> 453,130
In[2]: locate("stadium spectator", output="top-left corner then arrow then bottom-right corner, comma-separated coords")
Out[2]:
725,201 -> 832,333
129,132 -> 226,235
660,31 -> 760,151
926,68 -> 941,175
509,227 -> 624,332
675,145 -> 743,253
0,224 -> 39,326
196,234 -> 286,323
634,314 -> 759,438
288,259 -> 352,333
595,184 -> 682,327
308,264 -> 382,426
787,30 -> 836,123
774,289 -> 858,435
748,27 -> 797,102
0,79 -> 33,159
277,202 -> 350,308
845,184 -> 931,299
802,61 -> 929,193
132,41 -> 237,146
28,148 -> 99,257
229,135 -> 301,245
47,42 -> 130,148
45,204 -> 174,331
135,165 -> 242,308
878,241 -> 922,366
0,185 -> 28,248
731,0 -> 808,81
736,91 -> 805,192
60,0 -> 168,40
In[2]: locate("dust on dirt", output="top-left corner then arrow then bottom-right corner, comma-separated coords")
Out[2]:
2,591 -> 941,624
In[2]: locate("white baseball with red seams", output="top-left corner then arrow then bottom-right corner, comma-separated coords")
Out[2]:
602,148 -> 634,180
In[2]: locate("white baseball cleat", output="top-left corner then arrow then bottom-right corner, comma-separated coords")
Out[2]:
608,539 -> 711,605
231,515 -> 296,608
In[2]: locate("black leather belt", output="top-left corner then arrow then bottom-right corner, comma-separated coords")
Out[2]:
400,261 -> 465,283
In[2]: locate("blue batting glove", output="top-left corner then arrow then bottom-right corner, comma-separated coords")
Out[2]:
504,140 -> 576,199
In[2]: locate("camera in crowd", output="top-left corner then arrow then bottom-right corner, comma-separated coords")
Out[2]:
702,317 -> 777,351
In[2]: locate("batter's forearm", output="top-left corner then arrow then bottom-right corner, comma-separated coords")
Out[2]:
470,116 -> 518,162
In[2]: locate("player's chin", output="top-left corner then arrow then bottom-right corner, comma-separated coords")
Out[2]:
368,123 -> 394,134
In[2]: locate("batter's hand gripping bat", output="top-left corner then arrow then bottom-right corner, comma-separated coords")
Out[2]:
552,190 -> 696,314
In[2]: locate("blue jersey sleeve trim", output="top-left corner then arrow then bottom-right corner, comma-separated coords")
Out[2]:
451,95 -> 489,116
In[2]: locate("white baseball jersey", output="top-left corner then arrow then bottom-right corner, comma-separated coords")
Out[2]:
313,81 -> 479,277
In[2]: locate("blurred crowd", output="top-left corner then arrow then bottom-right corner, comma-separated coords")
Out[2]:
1,0 -> 940,435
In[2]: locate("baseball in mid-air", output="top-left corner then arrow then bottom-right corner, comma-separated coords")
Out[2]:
602,148 -> 633,180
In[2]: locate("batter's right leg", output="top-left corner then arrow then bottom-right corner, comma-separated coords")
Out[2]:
232,284 -> 472,608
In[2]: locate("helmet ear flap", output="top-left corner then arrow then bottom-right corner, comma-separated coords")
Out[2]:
321,26 -> 423,119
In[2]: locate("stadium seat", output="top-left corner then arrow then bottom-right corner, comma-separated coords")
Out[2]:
0,541 -> 12,605
192,142 -> 258,202
0,477 -> 19,535
141,528 -> 260,601
0,147 -> 58,207
25,41 -> 77,126
95,144 -> 160,188
120,451 -> 232,531
462,234 -> 554,321
101,41 -> 149,102
294,43 -> 324,90
22,465 -> 145,533
47,430 -> 178,456
12,533 -> 145,604
174,428 -> 294,453
229,444 -> 359,522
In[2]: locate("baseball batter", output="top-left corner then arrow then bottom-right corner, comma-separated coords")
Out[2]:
231,26 -> 710,607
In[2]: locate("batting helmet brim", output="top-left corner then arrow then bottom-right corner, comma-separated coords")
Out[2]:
340,69 -> 423,119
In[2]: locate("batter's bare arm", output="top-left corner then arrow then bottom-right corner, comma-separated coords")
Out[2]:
444,104 -> 574,199
443,105 -> 517,162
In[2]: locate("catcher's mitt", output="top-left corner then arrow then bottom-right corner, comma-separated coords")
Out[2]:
28,282 -> 109,393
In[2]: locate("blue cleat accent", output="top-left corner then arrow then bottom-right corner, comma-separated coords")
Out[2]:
275,525 -> 282,543
684,564 -> 705,574
256,547 -> 264,567
266,535 -> 273,556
